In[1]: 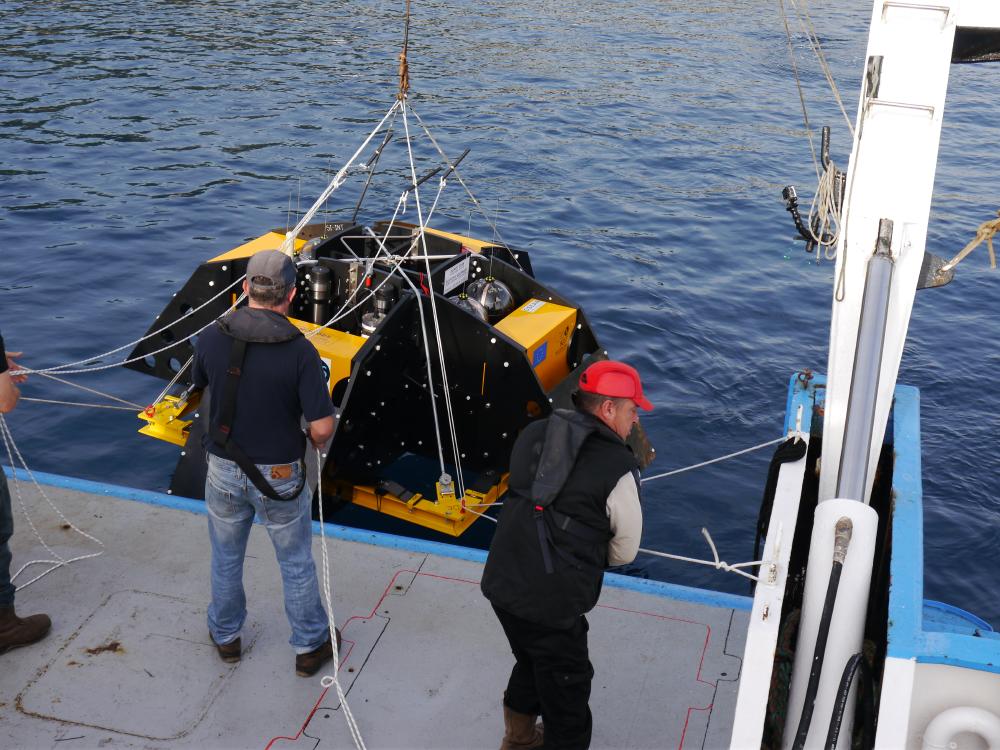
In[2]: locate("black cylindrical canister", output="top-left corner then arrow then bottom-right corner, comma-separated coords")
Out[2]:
309,264 -> 333,325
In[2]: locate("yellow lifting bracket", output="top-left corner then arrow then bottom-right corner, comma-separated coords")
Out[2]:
334,473 -> 510,537
138,390 -> 202,447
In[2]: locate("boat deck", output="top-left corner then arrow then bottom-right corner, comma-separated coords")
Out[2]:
1,472 -> 750,750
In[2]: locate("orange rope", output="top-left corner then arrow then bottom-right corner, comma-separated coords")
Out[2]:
398,0 -> 411,100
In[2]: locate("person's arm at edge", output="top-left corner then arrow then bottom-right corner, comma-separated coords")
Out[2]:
307,415 -> 334,449
299,343 -> 335,450
0,370 -> 18,414
606,471 -> 642,567
0,335 -> 20,414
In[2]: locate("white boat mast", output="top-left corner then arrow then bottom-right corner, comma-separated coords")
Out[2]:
736,3 -> 1000,749
819,0 -> 1000,505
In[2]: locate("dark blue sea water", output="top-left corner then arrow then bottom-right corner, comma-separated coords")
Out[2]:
2,1 -> 998,625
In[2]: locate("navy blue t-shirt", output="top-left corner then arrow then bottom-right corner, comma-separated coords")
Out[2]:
192,318 -> 333,464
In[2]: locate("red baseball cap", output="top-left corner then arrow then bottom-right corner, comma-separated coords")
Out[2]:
578,360 -> 653,411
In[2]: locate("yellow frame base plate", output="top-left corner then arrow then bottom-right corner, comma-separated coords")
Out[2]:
330,474 -> 509,537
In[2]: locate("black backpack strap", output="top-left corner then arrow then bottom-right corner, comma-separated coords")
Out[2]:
210,337 -> 303,502
534,503 -> 608,575
546,506 -> 609,544
534,505 -> 556,574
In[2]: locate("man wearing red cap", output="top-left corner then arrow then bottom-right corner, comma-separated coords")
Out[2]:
481,359 -> 652,750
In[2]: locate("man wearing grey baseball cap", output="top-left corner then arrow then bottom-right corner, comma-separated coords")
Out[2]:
192,250 -> 338,677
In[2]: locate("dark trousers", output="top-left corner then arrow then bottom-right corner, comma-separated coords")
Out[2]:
1,470 -> 15,607
493,605 -> 594,750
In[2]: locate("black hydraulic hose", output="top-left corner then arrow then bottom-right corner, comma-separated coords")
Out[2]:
792,561 -> 844,750
782,185 -> 815,245
824,652 -> 874,750
791,517 -> 854,750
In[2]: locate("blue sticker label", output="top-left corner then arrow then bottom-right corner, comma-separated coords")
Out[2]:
532,342 -> 548,368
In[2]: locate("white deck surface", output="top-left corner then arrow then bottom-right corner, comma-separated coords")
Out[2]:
1,479 -> 748,749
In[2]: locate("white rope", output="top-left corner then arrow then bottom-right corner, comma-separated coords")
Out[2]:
779,0 -> 821,180
361,206 -> 468,481
24,273 -> 246,376
305,195 -> 409,341
807,158 -> 843,258
462,505 -> 498,524
279,101 -> 401,257
640,436 -> 786,483
401,101 -> 467,501
378,233 -> 449,475
408,104 -> 525,272
411,172 -> 469,501
151,354 -> 195,407
0,416 -> 104,591
639,528 -> 765,583
19,397 -> 136,412
315,447 -> 366,750
787,0 -> 855,139
33,371 -> 144,409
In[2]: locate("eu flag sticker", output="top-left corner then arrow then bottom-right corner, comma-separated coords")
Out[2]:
532,342 -> 548,368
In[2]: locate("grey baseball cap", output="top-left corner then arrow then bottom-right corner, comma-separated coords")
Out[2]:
246,250 -> 296,291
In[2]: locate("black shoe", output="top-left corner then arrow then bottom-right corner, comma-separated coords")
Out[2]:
211,634 -> 241,664
295,628 -> 341,677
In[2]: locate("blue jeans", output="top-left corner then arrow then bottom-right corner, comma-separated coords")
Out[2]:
205,454 -> 329,653
1,471 -> 15,608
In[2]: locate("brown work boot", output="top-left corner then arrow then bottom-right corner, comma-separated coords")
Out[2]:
0,605 -> 51,654
210,634 -> 241,664
295,627 -> 342,677
500,704 -> 544,750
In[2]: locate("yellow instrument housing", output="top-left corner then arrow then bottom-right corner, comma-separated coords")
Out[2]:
495,299 -> 576,392
287,318 -> 367,394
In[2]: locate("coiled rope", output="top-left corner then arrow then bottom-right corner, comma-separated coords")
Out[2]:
0,415 -> 104,591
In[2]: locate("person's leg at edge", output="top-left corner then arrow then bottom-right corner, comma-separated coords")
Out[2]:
0,471 -> 15,610
0,470 -> 51,652
493,605 -> 546,750
205,455 -> 254,646
494,605 -> 542,715
256,478 -> 328,653
528,615 -> 593,750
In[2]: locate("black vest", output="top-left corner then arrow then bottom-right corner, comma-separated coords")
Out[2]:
481,409 -> 638,629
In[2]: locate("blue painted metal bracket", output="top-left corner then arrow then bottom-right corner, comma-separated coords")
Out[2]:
886,386 -> 1000,673
780,371 -> 999,673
